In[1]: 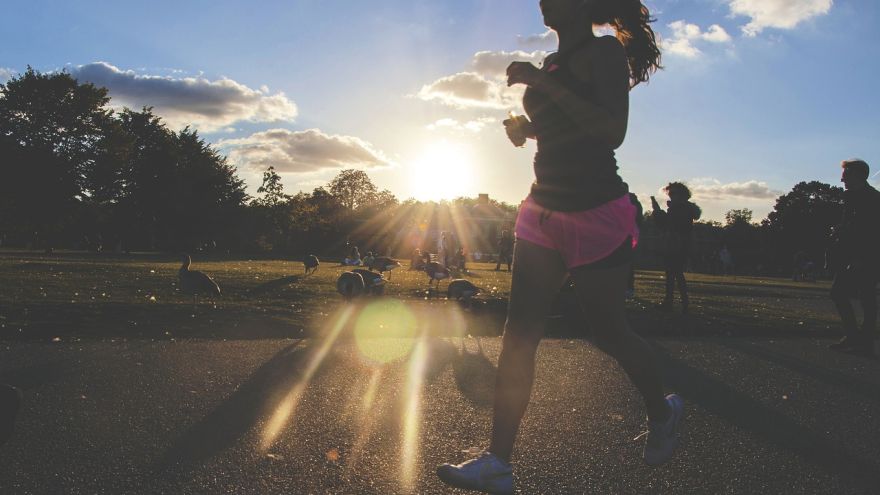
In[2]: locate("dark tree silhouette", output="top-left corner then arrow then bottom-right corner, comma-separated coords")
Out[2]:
764,181 -> 844,270
0,68 -> 112,250
329,169 -> 378,212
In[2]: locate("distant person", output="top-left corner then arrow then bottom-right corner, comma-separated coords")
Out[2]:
495,230 -> 514,272
410,248 -> 424,270
792,250 -> 808,281
627,193 -> 644,298
651,183 -> 701,314
438,232 -> 449,267
455,246 -> 467,271
719,245 -> 734,276
344,246 -> 361,266
438,1 -> 682,493
362,251 -> 375,269
828,159 -> 880,357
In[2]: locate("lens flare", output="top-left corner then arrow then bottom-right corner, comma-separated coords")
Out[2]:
260,306 -> 353,451
354,300 -> 418,365
400,335 -> 428,493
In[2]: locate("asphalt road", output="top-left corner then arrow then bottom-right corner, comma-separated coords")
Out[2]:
0,334 -> 878,494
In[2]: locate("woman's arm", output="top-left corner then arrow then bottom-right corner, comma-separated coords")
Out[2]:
507,36 -> 630,149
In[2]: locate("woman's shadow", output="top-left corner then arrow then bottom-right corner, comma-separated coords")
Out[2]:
451,337 -> 497,408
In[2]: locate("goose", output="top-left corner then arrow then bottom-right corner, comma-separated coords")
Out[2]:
447,279 -> 481,301
368,256 -> 401,279
303,255 -> 320,275
337,271 -> 365,299
178,254 -> 221,306
424,258 -> 451,288
353,269 -> 386,295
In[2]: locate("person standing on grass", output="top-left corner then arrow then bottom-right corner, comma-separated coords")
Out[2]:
651,182 -> 701,314
828,159 -> 880,357
437,1 -> 683,493
495,230 -> 514,272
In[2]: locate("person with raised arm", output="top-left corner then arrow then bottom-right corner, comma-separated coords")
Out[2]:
437,1 -> 681,493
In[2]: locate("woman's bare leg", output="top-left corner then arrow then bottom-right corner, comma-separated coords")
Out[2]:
488,239 -> 567,463
569,263 -> 669,422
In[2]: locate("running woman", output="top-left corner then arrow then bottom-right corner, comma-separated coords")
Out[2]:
437,1 -> 682,492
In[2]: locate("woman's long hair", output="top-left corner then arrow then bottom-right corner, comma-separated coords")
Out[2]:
592,0 -> 662,87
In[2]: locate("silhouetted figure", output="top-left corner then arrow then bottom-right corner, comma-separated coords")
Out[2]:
828,159 -> 880,357
719,245 -> 734,276
439,232 -> 450,267
303,255 -> 320,276
410,248 -> 425,270
627,193 -> 644,298
344,246 -> 361,266
438,2 -> 680,492
652,183 -> 701,314
362,251 -> 375,269
495,230 -> 513,272
178,254 -> 221,306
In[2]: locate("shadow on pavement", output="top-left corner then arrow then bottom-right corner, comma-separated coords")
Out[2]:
451,337 -> 496,408
155,341 -> 306,470
655,344 -> 880,489
717,340 -> 880,403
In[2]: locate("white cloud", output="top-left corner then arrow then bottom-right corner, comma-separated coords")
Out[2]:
517,29 -> 558,49
416,50 -> 546,110
218,128 -> 391,174
664,21 -> 732,58
471,50 -> 547,78
67,62 -> 298,132
0,67 -> 15,83
416,72 -> 524,110
426,117 -> 497,133
686,179 -> 782,200
729,0 -> 833,36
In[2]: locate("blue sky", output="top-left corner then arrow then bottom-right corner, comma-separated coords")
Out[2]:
2,0 -> 878,221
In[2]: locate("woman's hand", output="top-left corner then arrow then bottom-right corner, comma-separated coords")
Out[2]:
506,61 -> 545,88
503,115 -> 532,147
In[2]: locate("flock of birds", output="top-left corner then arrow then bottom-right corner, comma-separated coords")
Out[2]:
176,252 -> 482,306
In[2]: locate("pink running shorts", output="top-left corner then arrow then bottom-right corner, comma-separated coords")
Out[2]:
514,194 -> 640,270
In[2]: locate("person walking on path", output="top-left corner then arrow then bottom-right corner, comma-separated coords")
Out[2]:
627,192 -> 644,298
495,230 -> 514,272
828,159 -> 880,357
651,182 -> 701,314
437,1 -> 683,493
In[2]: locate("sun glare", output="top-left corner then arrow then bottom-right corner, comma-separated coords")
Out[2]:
407,141 -> 478,201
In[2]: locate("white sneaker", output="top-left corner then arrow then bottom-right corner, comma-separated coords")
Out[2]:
437,451 -> 513,494
640,394 -> 685,466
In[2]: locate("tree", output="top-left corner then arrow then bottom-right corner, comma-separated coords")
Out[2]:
328,169 -> 378,211
255,166 -> 288,208
0,68 -> 113,250
763,181 -> 844,268
724,208 -> 753,227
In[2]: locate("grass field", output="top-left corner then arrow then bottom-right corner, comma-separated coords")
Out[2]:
0,249 -> 847,341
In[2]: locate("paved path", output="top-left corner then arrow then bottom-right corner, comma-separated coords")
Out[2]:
1,334 -> 878,494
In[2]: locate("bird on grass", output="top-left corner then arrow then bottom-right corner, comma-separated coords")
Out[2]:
337,271 -> 365,300
178,254 -> 221,307
304,255 -> 320,276
424,254 -> 451,289
447,279 -> 481,301
353,269 -> 386,295
368,257 -> 401,279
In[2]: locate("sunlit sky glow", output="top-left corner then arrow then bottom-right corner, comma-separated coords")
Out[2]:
2,0 -> 878,220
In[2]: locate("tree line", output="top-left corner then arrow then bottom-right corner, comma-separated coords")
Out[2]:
0,68 -> 844,274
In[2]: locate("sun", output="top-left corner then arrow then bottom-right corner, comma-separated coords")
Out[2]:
407,140 -> 478,201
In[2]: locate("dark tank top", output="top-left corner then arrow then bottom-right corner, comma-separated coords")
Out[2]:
523,37 -> 627,212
